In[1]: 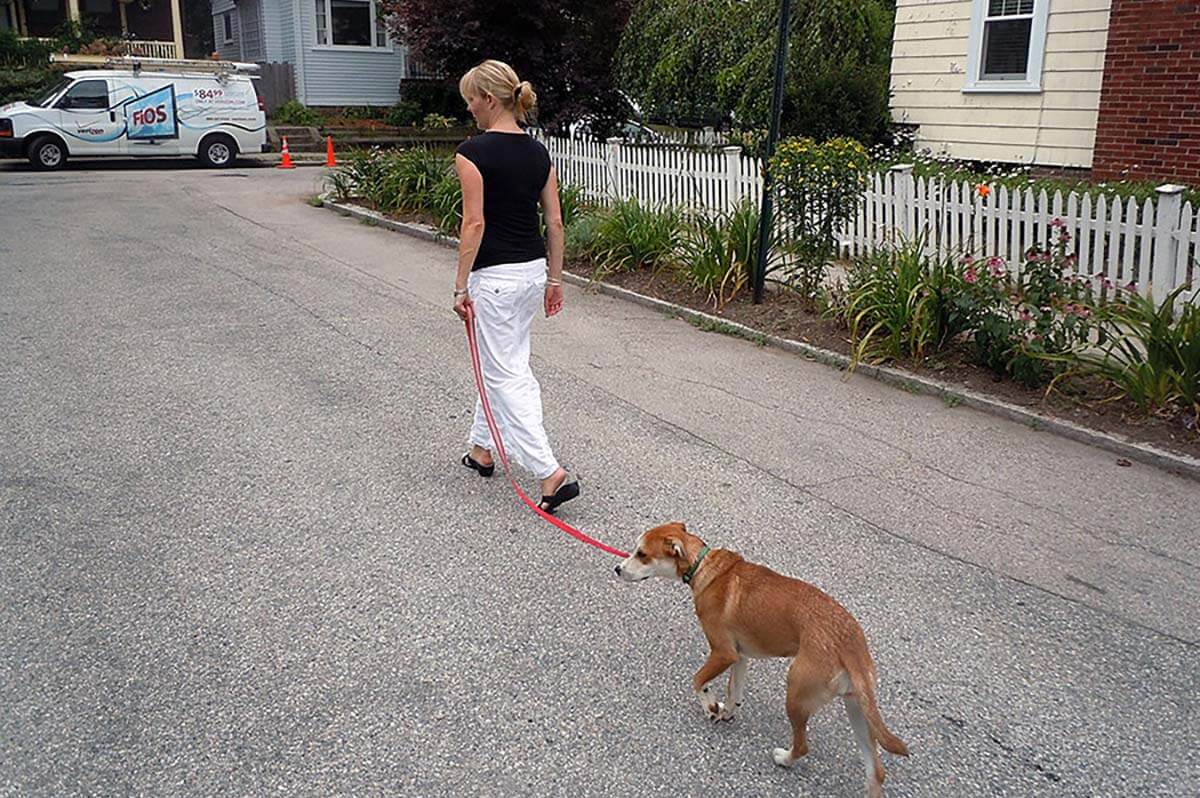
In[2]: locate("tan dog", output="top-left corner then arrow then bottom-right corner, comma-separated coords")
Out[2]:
615,522 -> 908,797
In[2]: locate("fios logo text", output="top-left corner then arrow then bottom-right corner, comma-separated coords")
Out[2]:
132,105 -> 168,126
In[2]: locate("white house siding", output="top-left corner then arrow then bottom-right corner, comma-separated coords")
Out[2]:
211,0 -> 240,62
238,0 -> 265,62
296,0 -> 405,106
259,0 -> 284,63
889,0 -> 1112,167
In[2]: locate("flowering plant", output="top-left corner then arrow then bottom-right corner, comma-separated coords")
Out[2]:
965,220 -> 1099,386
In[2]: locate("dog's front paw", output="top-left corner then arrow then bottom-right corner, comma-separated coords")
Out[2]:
715,705 -> 736,722
704,700 -> 725,721
772,748 -> 796,768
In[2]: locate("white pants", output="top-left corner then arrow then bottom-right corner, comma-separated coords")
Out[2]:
467,258 -> 560,480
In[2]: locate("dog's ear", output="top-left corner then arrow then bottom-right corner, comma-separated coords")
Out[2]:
664,537 -> 685,559
671,520 -> 688,533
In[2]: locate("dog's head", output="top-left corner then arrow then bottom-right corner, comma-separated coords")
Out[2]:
615,521 -> 701,583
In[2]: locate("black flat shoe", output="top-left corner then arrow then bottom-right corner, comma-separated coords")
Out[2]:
538,479 -> 580,515
461,453 -> 495,477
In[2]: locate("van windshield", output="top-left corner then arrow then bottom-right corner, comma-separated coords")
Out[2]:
31,78 -> 72,108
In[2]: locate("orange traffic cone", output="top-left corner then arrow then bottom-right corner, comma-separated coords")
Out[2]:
278,136 -> 295,170
325,135 -> 337,168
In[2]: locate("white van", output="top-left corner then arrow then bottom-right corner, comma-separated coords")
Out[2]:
0,56 -> 268,170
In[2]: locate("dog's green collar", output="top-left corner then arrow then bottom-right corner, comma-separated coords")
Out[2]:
681,546 -> 711,585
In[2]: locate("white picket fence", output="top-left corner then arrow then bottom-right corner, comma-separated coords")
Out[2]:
539,134 -> 1200,305
849,167 -> 1200,306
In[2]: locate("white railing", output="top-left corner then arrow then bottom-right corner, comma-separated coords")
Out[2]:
124,40 -> 182,59
19,37 -> 181,60
538,134 -> 1200,304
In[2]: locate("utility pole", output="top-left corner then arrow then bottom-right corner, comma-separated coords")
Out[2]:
751,0 -> 792,304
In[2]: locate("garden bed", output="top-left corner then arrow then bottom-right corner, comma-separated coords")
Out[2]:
581,262 -> 1200,460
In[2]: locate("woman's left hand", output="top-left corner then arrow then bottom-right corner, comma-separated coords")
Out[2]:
544,283 -> 564,317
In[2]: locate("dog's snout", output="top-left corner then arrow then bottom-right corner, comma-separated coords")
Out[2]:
614,565 -> 622,576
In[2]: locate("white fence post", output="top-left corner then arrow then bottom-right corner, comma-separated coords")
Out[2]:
722,145 -> 743,211
606,136 -> 624,202
889,163 -> 914,242
1151,184 -> 1185,305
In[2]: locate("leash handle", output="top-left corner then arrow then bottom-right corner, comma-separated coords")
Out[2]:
463,306 -> 629,559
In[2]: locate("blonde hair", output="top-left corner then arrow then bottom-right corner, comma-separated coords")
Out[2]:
458,59 -> 537,124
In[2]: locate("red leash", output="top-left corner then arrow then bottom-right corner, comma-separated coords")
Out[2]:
463,306 -> 629,559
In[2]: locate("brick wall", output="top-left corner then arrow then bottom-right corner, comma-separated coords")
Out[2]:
1092,0 -> 1200,186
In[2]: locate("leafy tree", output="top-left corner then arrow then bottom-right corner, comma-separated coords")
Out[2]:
616,0 -> 894,144
381,0 -> 635,134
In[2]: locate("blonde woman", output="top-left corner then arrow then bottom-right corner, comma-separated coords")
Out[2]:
452,59 -> 579,515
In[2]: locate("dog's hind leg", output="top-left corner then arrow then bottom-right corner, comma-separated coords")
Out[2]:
844,695 -> 885,798
772,659 -> 829,768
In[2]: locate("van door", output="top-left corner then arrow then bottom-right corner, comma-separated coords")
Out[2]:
123,79 -> 181,157
53,79 -> 125,156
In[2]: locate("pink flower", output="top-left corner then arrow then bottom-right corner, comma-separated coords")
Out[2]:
1051,217 -> 1066,229
987,256 -> 1006,277
960,254 -> 975,265
1077,306 -> 1091,318
1124,281 -> 1137,292
1019,309 -> 1032,321
1063,303 -> 1076,314
964,266 -> 978,284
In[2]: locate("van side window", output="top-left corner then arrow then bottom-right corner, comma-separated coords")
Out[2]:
57,80 -> 110,111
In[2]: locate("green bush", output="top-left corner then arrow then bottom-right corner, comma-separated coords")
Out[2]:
384,100 -> 422,127
556,183 -> 588,231
0,67 -> 58,106
1027,283 -> 1200,415
565,212 -> 603,256
399,81 -> 463,120
586,198 -> 686,277
678,198 -> 774,309
841,238 -> 975,365
273,100 -> 322,127
326,146 -> 454,219
426,169 -> 463,235
421,113 -> 455,129
959,224 -> 1099,387
770,136 -> 870,302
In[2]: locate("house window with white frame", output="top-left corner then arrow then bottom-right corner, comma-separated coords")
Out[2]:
965,0 -> 1050,92
316,0 -> 389,48
982,0 -> 1034,79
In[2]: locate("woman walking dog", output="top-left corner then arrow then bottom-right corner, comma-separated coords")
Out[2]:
452,59 -> 580,515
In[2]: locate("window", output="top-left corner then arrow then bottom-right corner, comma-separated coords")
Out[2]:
964,0 -> 1049,93
56,80 -> 110,111
315,0 -> 389,48
222,12 -> 234,44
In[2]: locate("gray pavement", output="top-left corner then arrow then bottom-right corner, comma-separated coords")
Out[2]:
1,159 -> 1198,797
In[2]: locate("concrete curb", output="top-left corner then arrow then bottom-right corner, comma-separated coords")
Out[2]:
320,196 -> 1200,482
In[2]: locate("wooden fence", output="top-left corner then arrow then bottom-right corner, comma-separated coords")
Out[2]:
254,62 -> 295,115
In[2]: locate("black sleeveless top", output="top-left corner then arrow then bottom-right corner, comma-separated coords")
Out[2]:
455,131 -> 552,270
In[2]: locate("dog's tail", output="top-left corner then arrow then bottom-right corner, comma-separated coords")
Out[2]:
845,652 -> 909,757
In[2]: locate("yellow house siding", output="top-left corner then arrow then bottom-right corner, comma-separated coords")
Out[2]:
890,0 -> 1112,168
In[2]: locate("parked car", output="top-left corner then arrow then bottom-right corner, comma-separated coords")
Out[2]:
565,116 -> 667,143
0,57 -> 268,170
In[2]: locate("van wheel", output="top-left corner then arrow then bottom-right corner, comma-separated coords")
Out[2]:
28,136 -> 67,171
198,134 -> 237,168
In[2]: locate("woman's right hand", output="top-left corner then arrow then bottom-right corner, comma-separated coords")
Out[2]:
454,291 -> 473,321
544,283 -> 564,317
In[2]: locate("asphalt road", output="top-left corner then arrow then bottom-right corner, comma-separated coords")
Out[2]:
1,158 -> 1197,797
